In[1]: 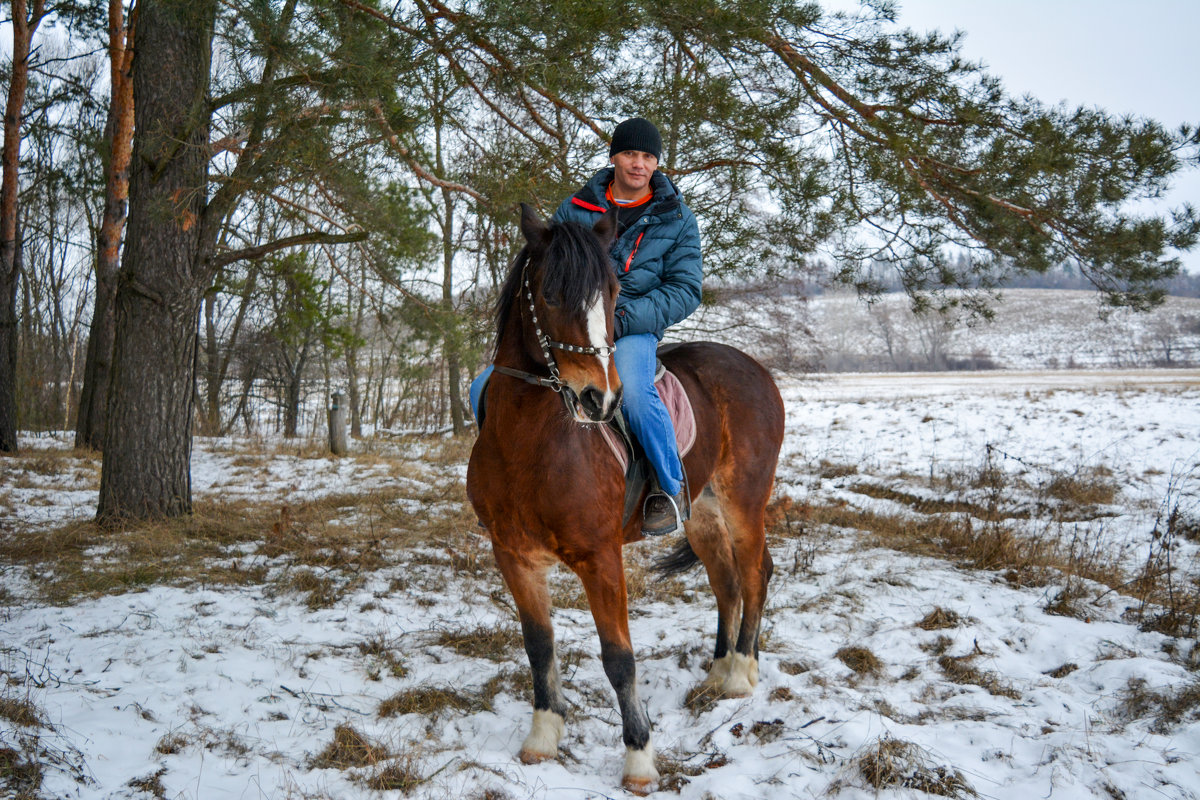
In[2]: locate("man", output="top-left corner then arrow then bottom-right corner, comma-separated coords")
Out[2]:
551,117 -> 702,536
471,117 -> 702,536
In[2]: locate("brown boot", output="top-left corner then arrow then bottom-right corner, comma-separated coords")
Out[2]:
642,489 -> 687,536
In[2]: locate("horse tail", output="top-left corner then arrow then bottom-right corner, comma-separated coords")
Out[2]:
652,538 -> 701,576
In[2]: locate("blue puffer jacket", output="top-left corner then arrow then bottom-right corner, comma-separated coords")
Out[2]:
552,167 -> 702,340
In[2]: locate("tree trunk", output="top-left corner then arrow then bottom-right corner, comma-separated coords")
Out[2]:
282,338 -> 308,438
0,0 -> 46,453
345,285 -> 364,437
441,188 -> 466,435
97,0 -> 217,522
76,0 -> 137,451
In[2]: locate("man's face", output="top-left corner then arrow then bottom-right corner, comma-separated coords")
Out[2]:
610,150 -> 658,196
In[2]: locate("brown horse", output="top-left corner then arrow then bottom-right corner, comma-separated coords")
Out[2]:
467,204 -> 784,794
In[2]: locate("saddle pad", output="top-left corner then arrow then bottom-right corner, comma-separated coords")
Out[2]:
599,369 -> 696,475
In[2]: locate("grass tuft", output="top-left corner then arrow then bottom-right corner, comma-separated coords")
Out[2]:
850,736 -> 976,797
1116,677 -> 1200,734
0,697 -> 44,729
0,746 -> 43,798
836,646 -> 883,677
431,625 -> 523,661
311,724 -> 389,769
364,754 -> 425,792
378,687 -> 483,718
1044,470 -> 1119,507
916,607 -> 964,630
937,650 -> 1020,699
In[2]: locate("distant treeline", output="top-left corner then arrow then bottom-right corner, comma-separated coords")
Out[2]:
791,259 -> 1200,299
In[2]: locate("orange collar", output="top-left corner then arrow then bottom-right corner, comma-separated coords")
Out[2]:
606,183 -> 652,209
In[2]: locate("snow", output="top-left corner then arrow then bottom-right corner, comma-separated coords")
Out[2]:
3,369 -> 1200,799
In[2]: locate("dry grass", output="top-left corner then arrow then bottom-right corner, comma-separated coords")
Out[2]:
849,483 -> 1018,521
0,697 -> 44,729
916,607 -> 965,630
812,498 -> 1127,595
1043,580 -> 1092,620
845,736 -> 976,797
126,768 -> 168,799
311,724 -> 390,769
836,646 -> 883,677
357,635 -> 408,680
937,649 -> 1021,700
431,625 -> 523,661
682,684 -> 726,715
154,733 -> 189,755
1126,481 -> 1200,638
1116,677 -> 1200,734
364,755 -> 425,792
1044,468 -> 1119,507
378,687 -> 484,718
0,746 -> 42,799
1045,663 -> 1079,679
0,437 -> 481,607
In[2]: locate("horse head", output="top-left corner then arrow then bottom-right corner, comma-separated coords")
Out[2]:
504,203 -> 622,423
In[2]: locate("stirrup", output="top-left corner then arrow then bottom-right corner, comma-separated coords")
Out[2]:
642,486 -> 689,537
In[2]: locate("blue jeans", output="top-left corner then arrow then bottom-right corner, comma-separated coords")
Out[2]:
469,332 -> 682,495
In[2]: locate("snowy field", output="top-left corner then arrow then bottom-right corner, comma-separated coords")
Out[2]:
3,369 -> 1200,799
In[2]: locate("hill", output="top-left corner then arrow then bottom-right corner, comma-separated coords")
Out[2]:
678,288 -> 1200,373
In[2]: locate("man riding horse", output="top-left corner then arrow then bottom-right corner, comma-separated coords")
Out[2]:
473,117 -> 702,535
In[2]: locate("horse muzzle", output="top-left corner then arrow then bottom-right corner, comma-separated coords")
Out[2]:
574,385 -> 622,424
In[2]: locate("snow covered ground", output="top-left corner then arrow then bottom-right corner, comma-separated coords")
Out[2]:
3,369 -> 1200,799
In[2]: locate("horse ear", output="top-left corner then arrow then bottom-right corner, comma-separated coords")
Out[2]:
593,207 -> 619,248
519,203 -> 548,247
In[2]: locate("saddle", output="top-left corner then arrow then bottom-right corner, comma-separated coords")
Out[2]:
475,362 -> 697,527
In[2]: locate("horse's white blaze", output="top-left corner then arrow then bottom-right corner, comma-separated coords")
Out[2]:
584,292 -> 616,407
521,709 -> 564,757
622,742 -> 659,783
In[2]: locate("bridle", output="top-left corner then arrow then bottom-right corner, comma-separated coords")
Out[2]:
493,261 -> 615,414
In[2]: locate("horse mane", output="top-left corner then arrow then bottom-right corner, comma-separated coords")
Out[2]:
494,220 -> 612,344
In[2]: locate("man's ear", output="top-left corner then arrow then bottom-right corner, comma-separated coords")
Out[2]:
593,207 -> 619,249
519,203 -> 548,247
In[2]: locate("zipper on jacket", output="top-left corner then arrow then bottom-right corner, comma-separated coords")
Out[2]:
624,231 -> 645,272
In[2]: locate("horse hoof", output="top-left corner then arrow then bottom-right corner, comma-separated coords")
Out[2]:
518,748 -> 554,765
622,776 -> 657,796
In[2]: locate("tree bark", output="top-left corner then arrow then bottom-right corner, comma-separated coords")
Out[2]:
76,0 -> 136,450
97,0 -> 217,521
0,0 -> 47,453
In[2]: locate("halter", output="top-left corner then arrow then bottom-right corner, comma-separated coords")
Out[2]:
492,261 -> 615,414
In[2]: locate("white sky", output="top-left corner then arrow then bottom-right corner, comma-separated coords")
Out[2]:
895,0 -> 1200,272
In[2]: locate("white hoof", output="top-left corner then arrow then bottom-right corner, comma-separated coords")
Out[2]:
717,652 -> 759,697
622,744 -> 659,795
702,653 -> 733,689
518,709 -> 563,764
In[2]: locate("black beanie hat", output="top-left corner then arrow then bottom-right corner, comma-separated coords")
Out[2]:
610,117 -> 662,161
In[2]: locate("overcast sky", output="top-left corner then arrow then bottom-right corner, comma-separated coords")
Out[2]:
894,0 -> 1199,272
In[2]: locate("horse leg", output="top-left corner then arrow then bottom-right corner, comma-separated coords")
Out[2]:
492,547 -> 568,763
570,546 -> 658,795
683,488 -> 746,693
715,486 -> 774,696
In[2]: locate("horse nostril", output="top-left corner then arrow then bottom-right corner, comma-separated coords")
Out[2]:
580,387 -> 604,418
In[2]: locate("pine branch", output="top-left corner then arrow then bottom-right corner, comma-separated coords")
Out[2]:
207,229 -> 368,271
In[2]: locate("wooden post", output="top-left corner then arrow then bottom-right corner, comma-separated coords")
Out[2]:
328,391 -> 347,455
